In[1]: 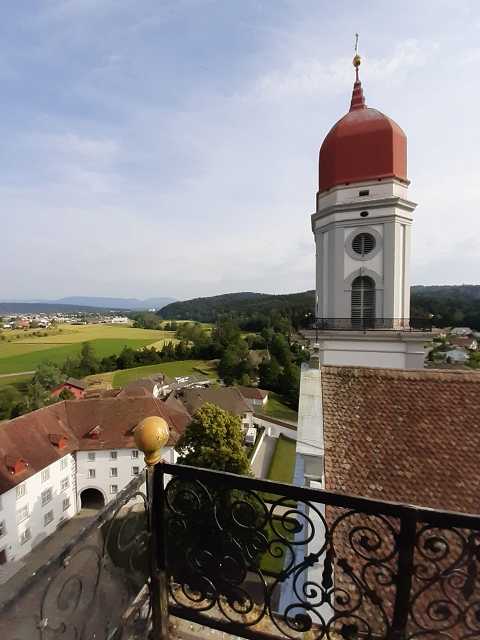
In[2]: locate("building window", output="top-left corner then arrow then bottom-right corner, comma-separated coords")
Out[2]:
88,469 -> 96,479
131,450 -> 139,459
110,468 -> 118,478
352,232 -> 375,257
41,468 -> 50,483
17,505 -> 29,524
0,521 -> 6,538
62,497 -> 70,511
110,485 -> 118,494
359,189 -> 370,196
60,457 -> 68,470
87,452 -> 96,461
61,477 -> 69,491
44,510 -> 54,526
16,484 -> 26,500
351,276 -> 376,327
110,451 -> 117,460
20,528 -> 31,545
41,488 -> 53,507
132,467 -> 139,475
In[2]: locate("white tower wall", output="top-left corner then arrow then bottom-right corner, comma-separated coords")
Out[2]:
313,178 -> 415,326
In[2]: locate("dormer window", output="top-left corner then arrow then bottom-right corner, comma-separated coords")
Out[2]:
5,456 -> 28,476
49,433 -> 68,449
87,425 -> 102,439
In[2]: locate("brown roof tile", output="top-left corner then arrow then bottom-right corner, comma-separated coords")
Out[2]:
321,366 -> 480,514
237,386 -> 268,401
0,396 -> 191,494
179,387 -> 251,417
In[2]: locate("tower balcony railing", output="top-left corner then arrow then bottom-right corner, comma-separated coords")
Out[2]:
312,317 -> 433,334
2,454 -> 480,639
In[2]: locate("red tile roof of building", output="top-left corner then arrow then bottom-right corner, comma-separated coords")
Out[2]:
0,397 -> 191,494
178,387 -> 251,417
321,366 -> 480,514
237,386 -> 269,401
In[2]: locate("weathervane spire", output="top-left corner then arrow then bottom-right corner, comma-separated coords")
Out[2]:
353,33 -> 361,82
350,33 -> 366,110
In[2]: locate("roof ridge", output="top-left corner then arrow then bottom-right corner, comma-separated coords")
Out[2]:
321,365 -> 480,383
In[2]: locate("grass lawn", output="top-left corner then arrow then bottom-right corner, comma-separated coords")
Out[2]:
260,518 -> 296,576
0,373 -> 33,387
112,360 -> 218,388
267,434 -> 297,484
0,325 -> 177,375
0,338 -> 159,375
262,392 -> 298,423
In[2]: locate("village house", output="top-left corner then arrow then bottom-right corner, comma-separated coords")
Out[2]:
0,396 -> 189,570
236,386 -> 269,410
449,335 -> 478,350
50,377 -> 87,400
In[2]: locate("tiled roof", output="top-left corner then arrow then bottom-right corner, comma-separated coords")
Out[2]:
321,366 -> 480,514
178,387 -> 251,417
65,377 -> 87,390
237,386 -> 268,400
0,397 -> 191,494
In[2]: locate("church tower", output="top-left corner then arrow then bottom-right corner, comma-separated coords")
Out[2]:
310,51 -> 428,369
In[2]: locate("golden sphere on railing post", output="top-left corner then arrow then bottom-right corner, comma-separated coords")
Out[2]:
134,416 -> 170,466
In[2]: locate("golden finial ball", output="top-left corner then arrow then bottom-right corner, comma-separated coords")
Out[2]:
134,416 -> 170,466
353,54 -> 361,68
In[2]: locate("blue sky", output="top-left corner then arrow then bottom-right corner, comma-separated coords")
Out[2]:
2,0 -> 480,300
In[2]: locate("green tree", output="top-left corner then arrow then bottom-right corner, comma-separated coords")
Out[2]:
0,386 -> 24,420
24,381 -> 50,412
116,346 -> 137,370
258,356 -> 281,390
33,362 -> 63,390
59,387 -> 75,400
269,333 -> 291,366
78,342 -> 99,376
176,403 -> 250,475
278,361 -> 301,408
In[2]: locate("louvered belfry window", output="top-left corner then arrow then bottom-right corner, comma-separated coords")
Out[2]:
352,232 -> 375,257
351,276 -> 375,327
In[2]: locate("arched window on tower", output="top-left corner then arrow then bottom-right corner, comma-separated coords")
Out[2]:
351,276 -> 375,328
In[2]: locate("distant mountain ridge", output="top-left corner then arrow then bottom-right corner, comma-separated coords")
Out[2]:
0,296 -> 176,312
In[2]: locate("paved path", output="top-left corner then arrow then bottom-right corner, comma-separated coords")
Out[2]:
0,370 -> 35,378
0,509 -> 97,604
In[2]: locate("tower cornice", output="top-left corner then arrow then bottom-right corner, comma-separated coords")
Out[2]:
311,195 -> 417,230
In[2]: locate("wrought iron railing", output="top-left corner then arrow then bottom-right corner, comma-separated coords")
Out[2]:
3,462 -> 479,640
0,471 -> 151,640
313,317 -> 433,334
154,463 -> 480,640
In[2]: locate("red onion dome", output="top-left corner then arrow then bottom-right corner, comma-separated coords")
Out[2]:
319,66 -> 408,193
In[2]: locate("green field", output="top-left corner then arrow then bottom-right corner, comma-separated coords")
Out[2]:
112,360 -> 218,387
262,392 -> 298,423
0,373 -> 33,387
0,325 -> 176,375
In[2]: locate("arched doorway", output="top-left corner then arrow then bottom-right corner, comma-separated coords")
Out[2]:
351,275 -> 376,328
80,488 -> 105,510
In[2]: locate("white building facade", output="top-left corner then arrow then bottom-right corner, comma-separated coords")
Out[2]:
0,454 -> 76,567
0,445 -> 177,569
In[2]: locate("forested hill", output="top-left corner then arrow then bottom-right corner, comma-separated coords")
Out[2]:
411,285 -> 480,328
159,286 -> 480,330
159,291 -> 315,326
